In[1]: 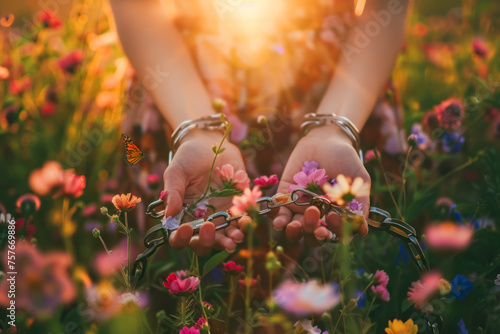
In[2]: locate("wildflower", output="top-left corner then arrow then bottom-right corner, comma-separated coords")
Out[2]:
94,240 -> 128,277
302,161 -> 319,175
215,164 -> 250,190
38,10 -> 62,28
194,200 -> 209,219
194,317 -> 209,330
374,270 -> 389,287
85,281 -> 120,321
0,66 -> 9,80
238,277 -> 258,289
347,199 -> 363,216
100,207 -> 108,215
272,280 -> 340,316
229,186 -> 262,216
442,132 -> 465,153
15,194 -> 41,216
58,50 -> 83,74
0,13 -> 14,27
451,275 -> 473,300
146,174 -> 160,190
202,301 -> 214,312
288,168 -> 329,193
112,193 -> 141,212
410,124 -> 430,150
28,161 -> 64,196
371,284 -> 390,302
323,174 -> 369,205
9,77 -> 31,95
435,98 -> 464,129
54,170 -> 86,198
40,102 -> 56,116
253,174 -> 278,188
438,279 -> 451,295
472,38 -> 489,58
495,274 -> 500,286
91,228 -> 100,238
355,289 -> 366,307
407,134 -> 419,148
385,319 -> 418,334
163,272 -> 200,294
119,291 -> 148,310
0,242 -> 75,315
457,319 -> 468,334
425,222 -> 473,252
222,261 -> 244,273
294,320 -> 328,334
179,327 -> 200,334
407,272 -> 448,313
175,270 -> 189,278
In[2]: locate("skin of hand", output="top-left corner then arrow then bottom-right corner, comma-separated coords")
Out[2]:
273,124 -> 370,245
162,129 -> 245,255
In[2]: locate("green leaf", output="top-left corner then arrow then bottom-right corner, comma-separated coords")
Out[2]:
212,145 -> 217,153
207,188 -> 242,198
202,251 -> 230,277
218,147 -> 226,154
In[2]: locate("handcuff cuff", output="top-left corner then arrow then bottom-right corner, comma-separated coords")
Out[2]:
131,112 -> 442,333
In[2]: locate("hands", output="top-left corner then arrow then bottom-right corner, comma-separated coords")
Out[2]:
162,129 -> 245,255
273,124 -> 370,244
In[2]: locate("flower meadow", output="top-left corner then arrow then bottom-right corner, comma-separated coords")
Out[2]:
1,2 -> 500,334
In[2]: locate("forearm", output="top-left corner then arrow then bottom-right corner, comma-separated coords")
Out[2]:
316,0 -> 409,130
109,0 -> 213,128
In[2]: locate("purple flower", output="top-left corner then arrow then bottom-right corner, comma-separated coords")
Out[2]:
457,318 -> 468,334
411,123 -> 430,149
289,169 -> 329,193
302,161 -> 319,175
442,131 -> 465,153
347,199 -> 363,215
194,200 -> 209,219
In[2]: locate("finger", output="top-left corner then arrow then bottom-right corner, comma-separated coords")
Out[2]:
273,207 -> 292,231
215,231 -> 237,253
169,224 -> 193,249
314,226 -> 331,241
303,206 -> 321,234
326,211 -> 343,239
226,221 -> 244,243
163,164 -> 187,218
197,222 -> 216,248
285,214 -> 304,241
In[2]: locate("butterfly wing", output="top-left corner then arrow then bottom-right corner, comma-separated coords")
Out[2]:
122,133 -> 145,166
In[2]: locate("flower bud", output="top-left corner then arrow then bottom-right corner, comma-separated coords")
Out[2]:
91,228 -> 100,238
100,207 -> 108,215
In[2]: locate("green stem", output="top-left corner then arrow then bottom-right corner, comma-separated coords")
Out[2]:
362,296 -> 376,329
226,276 -> 236,329
200,127 -> 230,201
125,212 -> 131,290
244,217 -> 255,333
375,150 -> 404,220
333,306 -> 345,334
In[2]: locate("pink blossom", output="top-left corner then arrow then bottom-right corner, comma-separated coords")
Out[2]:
371,284 -> 390,302
364,150 -> 378,162
29,161 -> 64,196
195,317 -> 209,330
253,174 -> 278,187
347,199 -> 363,215
407,272 -> 444,313
238,278 -> 258,289
85,281 -> 121,321
54,170 -> 86,198
215,164 -> 250,190
194,200 -> 209,219
425,222 -> 473,251
163,273 -> 200,294
229,186 -> 262,216
94,244 -> 127,277
179,327 -> 200,334
222,261 -> 245,273
58,50 -> 83,74
374,270 -> 389,287
175,270 -> 189,278
472,38 -> 489,58
302,161 -> 319,175
146,174 -> 160,189
273,280 -> 340,316
38,10 -> 62,28
9,77 -> 31,95
288,169 -> 329,193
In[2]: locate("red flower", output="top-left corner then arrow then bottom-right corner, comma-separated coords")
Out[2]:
9,77 -> 31,95
58,50 -> 83,74
472,38 -> 489,59
163,273 -> 200,294
435,98 -> 464,129
38,11 -> 62,28
41,102 -> 56,116
238,278 -> 258,289
253,174 -> 278,187
222,261 -> 244,273
54,170 -> 86,198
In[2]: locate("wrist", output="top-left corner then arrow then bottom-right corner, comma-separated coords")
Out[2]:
178,128 -> 225,147
305,124 -> 352,145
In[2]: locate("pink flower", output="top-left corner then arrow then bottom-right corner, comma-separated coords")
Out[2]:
371,284 -> 390,302
29,161 -> 64,196
364,149 -> 378,162
472,38 -> 489,58
163,273 -> 200,294
215,164 -> 250,190
425,222 -> 473,252
194,200 -> 209,219
94,242 -> 127,277
54,170 -> 86,198
229,186 -> 262,216
407,272 -> 447,313
195,317 -> 209,330
58,50 -> 83,74
273,280 -> 340,316
38,10 -> 62,28
179,327 -> 200,334
16,194 -> 41,215
253,174 -> 278,187
347,199 -> 363,215
175,270 -> 189,278
9,76 -> 31,95
434,98 -> 464,129
222,261 -> 245,273
0,242 -> 75,316
146,174 -> 160,190
302,161 -> 319,175
374,270 -> 389,287
288,169 -> 329,193
238,278 -> 258,289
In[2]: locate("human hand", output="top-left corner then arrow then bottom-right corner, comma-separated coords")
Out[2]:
162,129 -> 246,255
273,124 -> 370,245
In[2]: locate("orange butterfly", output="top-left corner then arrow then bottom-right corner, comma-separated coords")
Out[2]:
122,133 -> 145,166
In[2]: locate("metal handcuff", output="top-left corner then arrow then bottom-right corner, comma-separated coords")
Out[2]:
131,113 -> 441,333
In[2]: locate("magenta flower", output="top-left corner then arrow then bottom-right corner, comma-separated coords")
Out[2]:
302,161 -> 319,175
408,272 -> 449,313
273,280 -> 340,316
38,10 -> 62,28
195,317 -> 209,330
472,38 -> 489,58
215,164 -> 250,190
371,284 -> 390,302
146,174 -> 160,190
222,261 -> 245,273
179,327 -> 200,334
288,169 -> 329,193
58,50 -> 84,74
374,270 -> 389,287
163,273 -> 200,294
253,174 -> 278,187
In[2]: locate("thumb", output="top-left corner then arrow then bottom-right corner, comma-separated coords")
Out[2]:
163,164 -> 187,218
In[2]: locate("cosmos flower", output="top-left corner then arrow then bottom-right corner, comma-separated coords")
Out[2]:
253,174 -> 279,187
385,319 -> 418,334
374,270 -> 389,287
229,186 -> 262,216
425,222 -> 473,252
0,242 -> 75,316
323,174 -> 369,205
215,164 -> 250,190
407,272 -> 449,313
289,168 -> 329,193
347,199 -> 363,216
194,317 -> 209,331
112,193 -> 141,212
364,149 -> 379,162
451,275 -> 473,300
222,261 -> 245,273
163,273 -> 200,294
146,174 -> 160,190
273,280 -> 340,316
